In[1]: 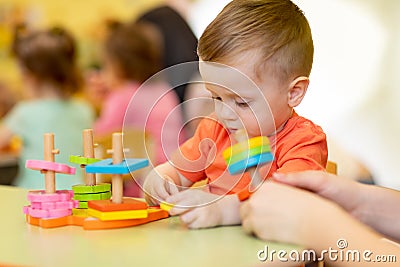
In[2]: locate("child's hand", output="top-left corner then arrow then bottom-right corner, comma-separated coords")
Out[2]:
166,190 -> 223,229
143,169 -> 179,206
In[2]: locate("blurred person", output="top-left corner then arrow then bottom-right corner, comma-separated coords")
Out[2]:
0,26 -> 94,189
136,2 -> 199,105
93,21 -> 185,196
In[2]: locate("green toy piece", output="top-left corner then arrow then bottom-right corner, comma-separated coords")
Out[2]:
72,183 -> 111,194
73,191 -> 112,202
69,155 -> 101,165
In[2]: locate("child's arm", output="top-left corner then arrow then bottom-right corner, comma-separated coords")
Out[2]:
166,190 -> 241,228
143,161 -> 194,205
273,171 -> 400,241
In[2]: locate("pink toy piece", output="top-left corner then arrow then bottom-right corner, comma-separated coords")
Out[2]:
27,190 -> 74,202
23,206 -> 72,218
30,200 -> 79,210
26,159 -> 76,175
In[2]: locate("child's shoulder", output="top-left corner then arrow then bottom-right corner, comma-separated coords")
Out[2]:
283,111 -> 326,137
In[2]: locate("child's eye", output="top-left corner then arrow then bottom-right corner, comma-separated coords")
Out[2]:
211,96 -> 222,102
235,101 -> 249,108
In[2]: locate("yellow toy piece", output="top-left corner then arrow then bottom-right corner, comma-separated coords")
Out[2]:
222,136 -> 270,159
72,208 -> 89,217
87,208 -> 148,221
160,202 -> 174,212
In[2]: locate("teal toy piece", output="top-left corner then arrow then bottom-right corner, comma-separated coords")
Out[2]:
228,153 -> 274,175
85,158 -> 149,174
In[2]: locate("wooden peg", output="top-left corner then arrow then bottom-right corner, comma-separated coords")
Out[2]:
83,129 -> 96,186
111,133 -> 124,204
107,148 -> 130,155
44,133 -> 56,194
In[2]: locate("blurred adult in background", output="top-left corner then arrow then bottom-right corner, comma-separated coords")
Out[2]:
136,2 -> 199,105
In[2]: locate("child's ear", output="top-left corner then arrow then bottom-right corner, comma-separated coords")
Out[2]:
287,76 -> 309,107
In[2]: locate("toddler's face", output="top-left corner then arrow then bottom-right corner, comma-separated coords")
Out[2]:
199,58 -> 291,138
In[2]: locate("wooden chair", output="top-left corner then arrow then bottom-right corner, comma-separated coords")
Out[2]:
326,161 -> 337,175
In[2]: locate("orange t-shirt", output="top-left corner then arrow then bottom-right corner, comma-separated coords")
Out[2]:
170,111 -> 328,195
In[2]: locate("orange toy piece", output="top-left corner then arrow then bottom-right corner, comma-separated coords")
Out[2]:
26,207 -> 168,230
26,214 -> 84,228
88,198 -> 147,212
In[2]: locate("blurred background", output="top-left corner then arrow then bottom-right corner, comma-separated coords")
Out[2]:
0,0 -> 399,189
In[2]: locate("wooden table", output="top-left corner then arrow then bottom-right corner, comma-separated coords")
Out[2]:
0,185 -> 301,267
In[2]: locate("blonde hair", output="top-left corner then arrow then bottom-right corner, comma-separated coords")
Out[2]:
198,0 -> 313,83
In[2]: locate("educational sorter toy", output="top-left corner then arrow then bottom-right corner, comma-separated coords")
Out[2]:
222,129 -> 274,201
23,130 -> 168,230
69,129 -> 110,216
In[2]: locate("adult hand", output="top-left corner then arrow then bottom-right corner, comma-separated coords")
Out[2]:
240,181 -> 344,247
272,171 -> 367,219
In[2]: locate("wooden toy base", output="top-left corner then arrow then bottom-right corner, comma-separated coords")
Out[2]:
25,208 -> 168,230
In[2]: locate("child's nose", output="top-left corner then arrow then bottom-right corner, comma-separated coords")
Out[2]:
217,102 -> 237,121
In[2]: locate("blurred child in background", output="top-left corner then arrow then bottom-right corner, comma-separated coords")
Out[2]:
0,26 -> 94,189
92,21 -> 185,196
0,81 -> 17,119
93,21 -> 185,165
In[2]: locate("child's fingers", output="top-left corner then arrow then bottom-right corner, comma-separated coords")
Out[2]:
179,209 -> 197,227
165,190 -> 186,204
144,193 -> 158,206
169,205 -> 189,216
154,182 -> 170,201
166,192 -> 190,215
164,175 -> 179,195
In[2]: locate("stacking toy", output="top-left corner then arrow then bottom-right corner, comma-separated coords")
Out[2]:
23,133 -> 78,219
70,129 -> 110,213
84,132 -> 169,226
23,131 -> 168,230
222,129 -> 273,200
